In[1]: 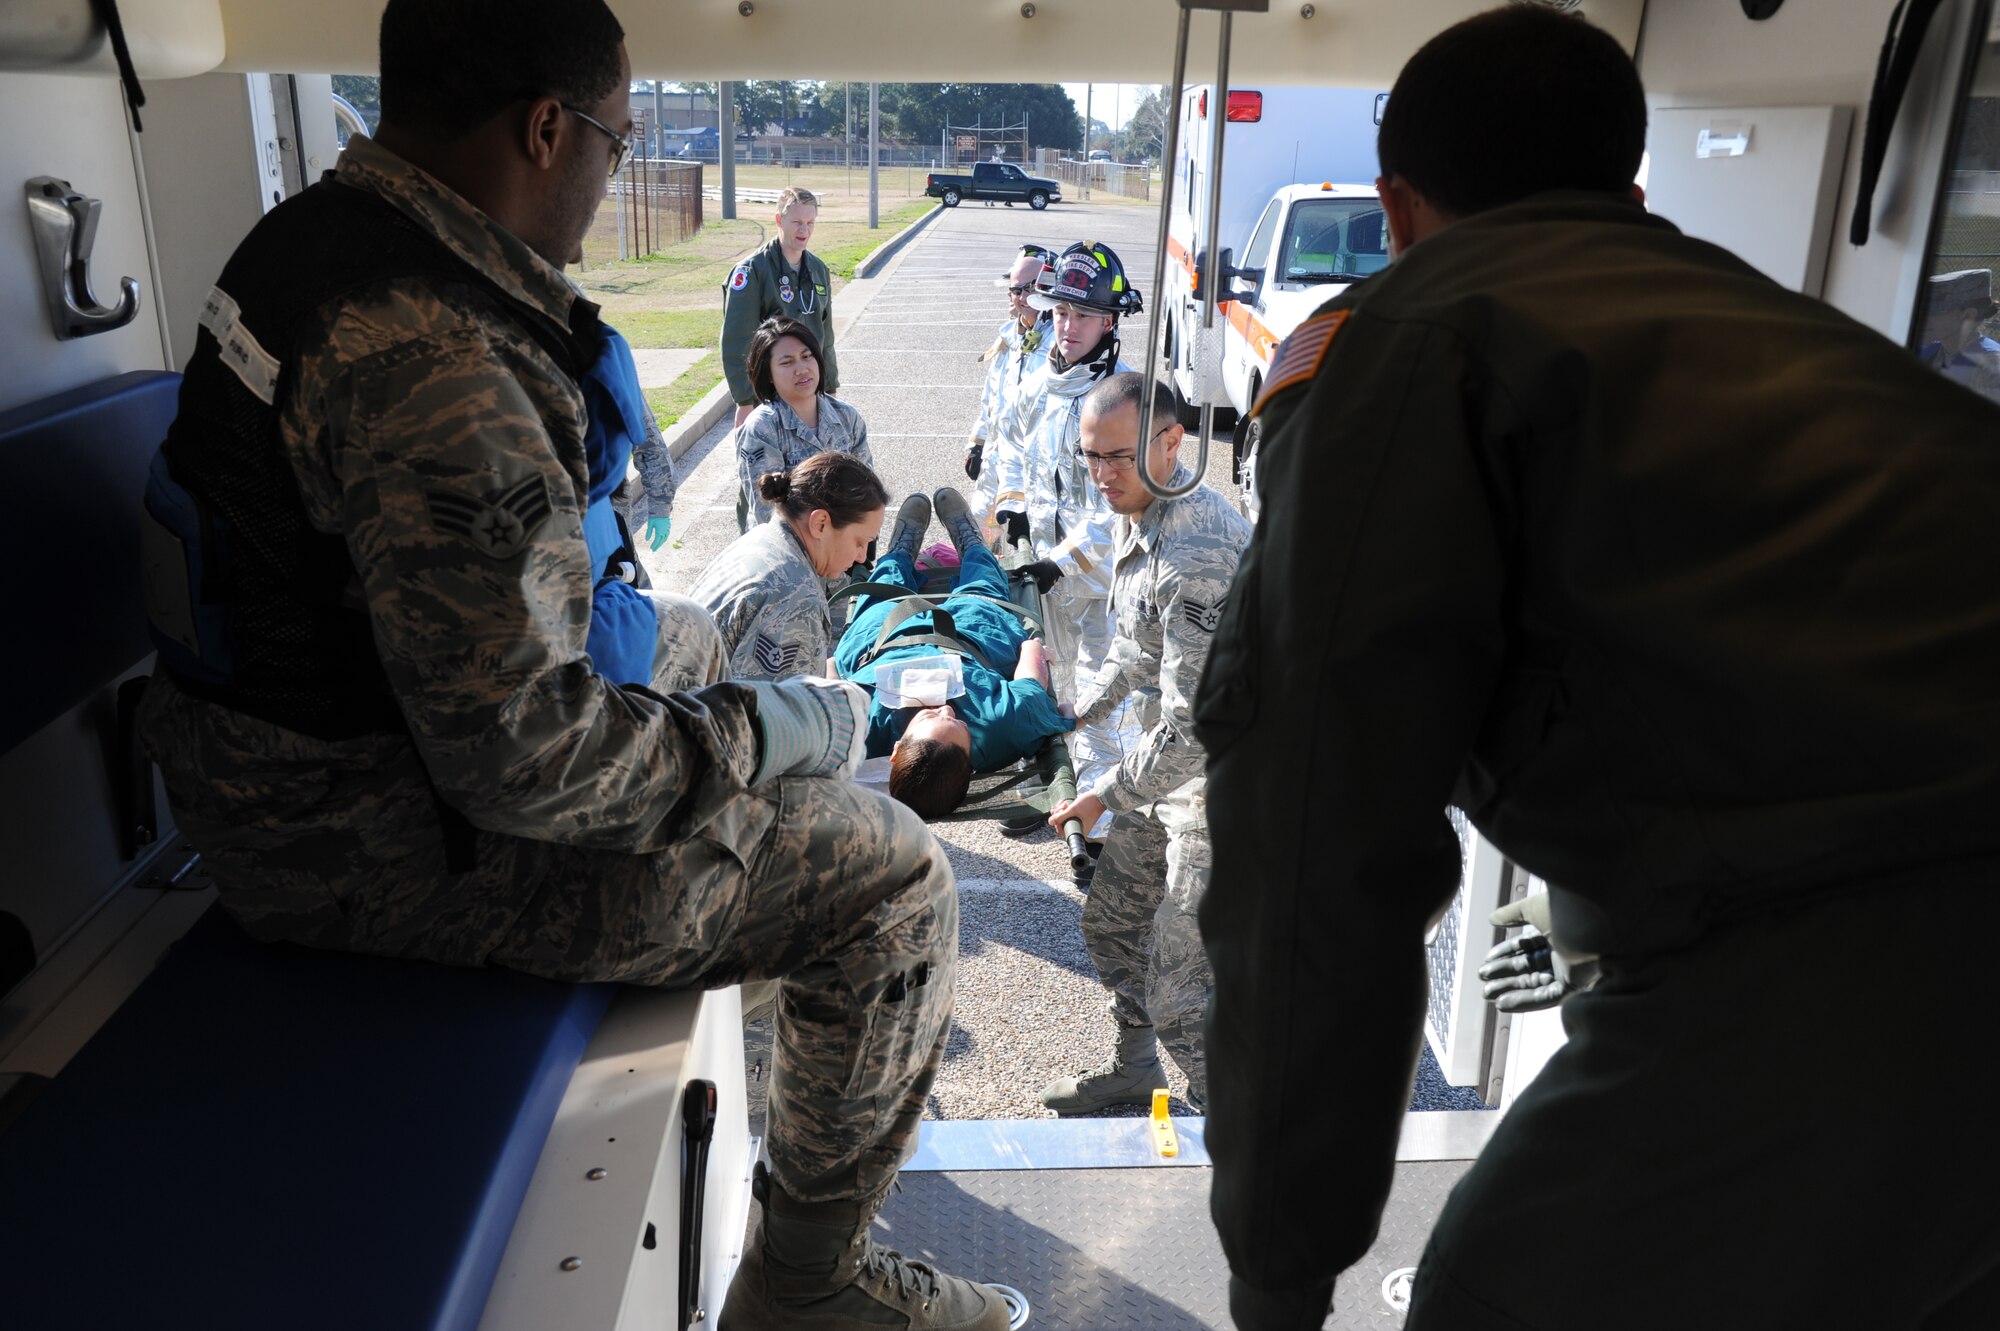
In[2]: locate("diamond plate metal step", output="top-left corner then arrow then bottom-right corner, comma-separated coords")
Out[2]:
872,1160 -> 1468,1329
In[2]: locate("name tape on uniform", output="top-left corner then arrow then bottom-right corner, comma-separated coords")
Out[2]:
199,285 -> 281,406
1252,310 -> 1348,419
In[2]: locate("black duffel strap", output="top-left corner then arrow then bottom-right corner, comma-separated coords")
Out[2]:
1850,0 -> 1951,246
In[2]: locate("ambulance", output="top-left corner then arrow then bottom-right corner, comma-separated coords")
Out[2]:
1159,84 -> 1386,510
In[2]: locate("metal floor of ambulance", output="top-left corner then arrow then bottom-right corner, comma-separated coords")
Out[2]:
787,1114 -> 1492,1330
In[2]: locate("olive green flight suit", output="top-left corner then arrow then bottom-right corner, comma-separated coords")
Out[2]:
1194,190 -> 2000,1331
720,236 -> 837,407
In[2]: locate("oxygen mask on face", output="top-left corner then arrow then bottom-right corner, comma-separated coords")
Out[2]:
875,654 -> 966,709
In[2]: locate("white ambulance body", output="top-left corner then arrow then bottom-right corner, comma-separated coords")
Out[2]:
1223,182 -> 1391,518
1160,85 -> 1385,496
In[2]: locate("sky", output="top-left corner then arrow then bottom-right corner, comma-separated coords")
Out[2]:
1062,82 -> 1141,132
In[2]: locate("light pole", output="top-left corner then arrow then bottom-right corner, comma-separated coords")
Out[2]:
868,82 -> 880,229
1082,84 -> 1093,201
719,80 -> 736,220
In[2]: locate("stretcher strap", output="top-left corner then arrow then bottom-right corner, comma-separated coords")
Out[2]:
828,580 -> 1045,634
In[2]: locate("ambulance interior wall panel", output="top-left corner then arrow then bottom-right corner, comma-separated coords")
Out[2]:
0,71 -> 167,410
1643,106 -> 1854,298
1639,0 -> 1980,340
0,0 -> 225,80
209,0 -> 1642,84
137,73 -> 288,369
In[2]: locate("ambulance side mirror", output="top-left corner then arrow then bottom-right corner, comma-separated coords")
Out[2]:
1218,247 -> 1262,301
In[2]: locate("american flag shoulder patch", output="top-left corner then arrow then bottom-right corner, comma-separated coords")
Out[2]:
1251,310 -> 1349,419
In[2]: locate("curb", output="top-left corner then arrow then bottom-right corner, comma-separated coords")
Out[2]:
854,203 -> 945,279
662,376 -> 735,462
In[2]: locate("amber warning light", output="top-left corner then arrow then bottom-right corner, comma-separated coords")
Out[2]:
1227,90 -> 1263,123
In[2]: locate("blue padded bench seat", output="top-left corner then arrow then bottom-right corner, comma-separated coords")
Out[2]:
0,369 -> 182,755
0,903 -> 614,1330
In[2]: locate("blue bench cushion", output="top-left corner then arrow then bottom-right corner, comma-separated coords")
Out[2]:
0,370 -> 182,754
0,904 -> 614,1331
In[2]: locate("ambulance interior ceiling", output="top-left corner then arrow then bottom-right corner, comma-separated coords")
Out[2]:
32,0 -> 1647,82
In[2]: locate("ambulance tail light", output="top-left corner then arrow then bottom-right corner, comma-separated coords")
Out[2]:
1226,91 -> 1263,123
1197,89 -> 1207,119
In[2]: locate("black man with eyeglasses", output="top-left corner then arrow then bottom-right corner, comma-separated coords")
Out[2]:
137,3 -> 1011,1328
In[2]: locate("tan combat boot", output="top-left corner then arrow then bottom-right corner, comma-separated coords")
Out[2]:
1038,1022 -> 1168,1115
720,1163 -> 1009,1331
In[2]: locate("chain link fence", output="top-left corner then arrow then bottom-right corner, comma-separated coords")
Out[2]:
1031,149 -> 1155,202
582,157 -> 702,266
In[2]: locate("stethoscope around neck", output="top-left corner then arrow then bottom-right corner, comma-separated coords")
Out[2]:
780,250 -> 818,315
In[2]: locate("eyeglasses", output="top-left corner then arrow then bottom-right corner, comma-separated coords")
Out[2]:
1077,448 -> 1138,473
563,105 -> 633,178
1007,283 -> 1035,296
1076,427 -> 1174,474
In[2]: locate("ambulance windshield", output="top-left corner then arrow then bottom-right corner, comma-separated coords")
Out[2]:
1281,199 -> 1390,283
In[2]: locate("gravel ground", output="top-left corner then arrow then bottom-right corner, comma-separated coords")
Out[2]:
646,201 -> 1489,1132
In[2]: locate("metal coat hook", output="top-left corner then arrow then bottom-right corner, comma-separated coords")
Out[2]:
24,176 -> 142,340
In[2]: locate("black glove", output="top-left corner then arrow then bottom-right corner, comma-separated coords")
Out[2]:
1020,559 -> 1062,594
964,442 -> 984,481
997,509 -> 1031,547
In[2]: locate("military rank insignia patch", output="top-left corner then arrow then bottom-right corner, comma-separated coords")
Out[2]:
729,266 -> 750,293
1183,595 -> 1225,633
1252,310 -> 1348,418
752,633 -> 806,677
425,477 -> 551,560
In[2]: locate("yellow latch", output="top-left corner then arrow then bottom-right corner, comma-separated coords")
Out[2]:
1150,1088 -> 1179,1158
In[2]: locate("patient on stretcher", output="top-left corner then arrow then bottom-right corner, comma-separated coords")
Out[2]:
834,489 -> 1075,817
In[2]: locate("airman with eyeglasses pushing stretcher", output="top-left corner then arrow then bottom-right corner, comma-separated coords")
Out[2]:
1038,372 -> 1251,1116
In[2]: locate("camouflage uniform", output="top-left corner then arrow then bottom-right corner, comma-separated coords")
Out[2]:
970,312 -> 1051,516
1075,464 -> 1251,1108
1012,339 -> 1135,805
688,518 -> 831,682
735,395 -> 874,530
612,396 -> 678,531
136,134 -> 953,1207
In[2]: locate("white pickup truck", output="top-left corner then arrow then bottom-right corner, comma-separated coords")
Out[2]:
1216,182 -> 1389,517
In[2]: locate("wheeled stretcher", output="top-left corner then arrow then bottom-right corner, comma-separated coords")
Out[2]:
831,547 -> 1092,873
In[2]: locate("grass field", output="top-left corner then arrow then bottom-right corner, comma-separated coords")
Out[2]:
575,160 -> 1151,419
575,165 -> 938,420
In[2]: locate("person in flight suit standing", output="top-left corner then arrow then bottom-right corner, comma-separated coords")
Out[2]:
1041,373 -> 1249,1117
135,4 -> 1006,1328
722,185 -> 838,429
1194,7 -> 2000,1331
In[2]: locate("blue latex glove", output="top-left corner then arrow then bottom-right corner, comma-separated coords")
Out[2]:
644,516 -> 672,551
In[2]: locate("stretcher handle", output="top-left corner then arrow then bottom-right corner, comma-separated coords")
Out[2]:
1064,822 -> 1091,873
678,1078 -> 717,1331
1137,1 -> 1241,502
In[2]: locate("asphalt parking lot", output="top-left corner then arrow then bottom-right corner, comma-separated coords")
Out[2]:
647,199 -> 1213,1120
642,199 -> 1480,1123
